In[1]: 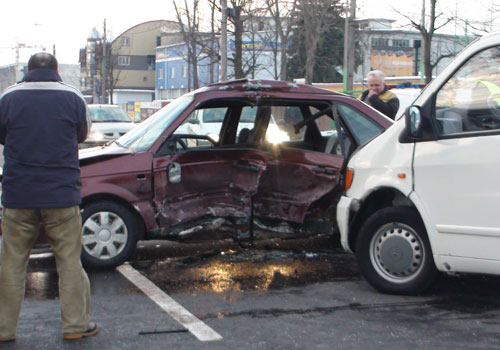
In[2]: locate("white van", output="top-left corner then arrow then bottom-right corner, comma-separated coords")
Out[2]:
337,32 -> 500,294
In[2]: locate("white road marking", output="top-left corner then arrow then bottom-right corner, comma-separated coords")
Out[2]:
117,263 -> 223,342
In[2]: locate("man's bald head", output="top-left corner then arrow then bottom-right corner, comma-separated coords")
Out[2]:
28,52 -> 58,71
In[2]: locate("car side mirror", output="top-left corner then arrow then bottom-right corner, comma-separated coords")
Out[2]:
168,162 -> 182,183
406,106 -> 423,139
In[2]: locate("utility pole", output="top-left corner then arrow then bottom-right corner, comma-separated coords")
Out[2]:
101,19 -> 107,104
220,0 -> 228,81
342,0 -> 356,94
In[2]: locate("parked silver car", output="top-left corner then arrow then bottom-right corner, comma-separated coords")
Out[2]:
81,105 -> 136,148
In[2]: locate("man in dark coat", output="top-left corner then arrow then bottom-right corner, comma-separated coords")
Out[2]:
0,53 -> 97,342
360,70 -> 400,119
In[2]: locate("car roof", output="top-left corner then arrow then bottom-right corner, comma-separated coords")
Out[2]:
202,79 -> 351,96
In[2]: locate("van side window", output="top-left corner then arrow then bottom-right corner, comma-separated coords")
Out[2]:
436,46 -> 500,135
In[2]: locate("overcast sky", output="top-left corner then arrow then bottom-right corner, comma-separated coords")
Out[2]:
0,0 -> 498,66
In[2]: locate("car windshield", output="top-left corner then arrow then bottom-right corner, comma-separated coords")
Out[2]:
88,106 -> 132,122
116,95 -> 194,152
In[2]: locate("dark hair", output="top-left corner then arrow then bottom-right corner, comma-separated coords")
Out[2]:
27,52 -> 58,71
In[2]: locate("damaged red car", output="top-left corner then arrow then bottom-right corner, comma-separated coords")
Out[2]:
0,80 -> 392,269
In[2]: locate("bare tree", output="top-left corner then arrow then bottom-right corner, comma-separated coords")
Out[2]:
227,0 -> 274,79
265,0 -> 297,80
95,40 -> 123,104
106,54 -> 124,104
252,16 -> 281,79
296,0 -> 339,84
397,0 -> 454,83
173,0 -> 201,90
209,0 -> 219,83
227,0 -> 247,78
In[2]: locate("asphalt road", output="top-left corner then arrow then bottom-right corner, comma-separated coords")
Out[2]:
3,235 -> 500,349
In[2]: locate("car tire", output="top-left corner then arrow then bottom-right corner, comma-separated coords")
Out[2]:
80,201 -> 138,270
355,206 -> 438,295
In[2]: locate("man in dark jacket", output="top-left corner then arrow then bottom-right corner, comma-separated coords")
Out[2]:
360,70 -> 400,119
0,53 -> 97,342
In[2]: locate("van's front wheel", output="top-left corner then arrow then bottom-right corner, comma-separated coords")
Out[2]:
355,207 -> 438,295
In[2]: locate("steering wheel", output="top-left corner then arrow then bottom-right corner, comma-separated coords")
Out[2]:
176,138 -> 188,150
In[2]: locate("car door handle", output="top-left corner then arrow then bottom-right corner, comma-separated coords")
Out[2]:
232,161 -> 260,172
312,167 -> 336,175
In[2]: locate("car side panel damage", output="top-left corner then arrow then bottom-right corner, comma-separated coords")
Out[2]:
152,148 -> 269,235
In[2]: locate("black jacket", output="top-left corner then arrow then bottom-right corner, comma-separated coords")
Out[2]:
360,86 -> 399,119
0,69 -> 91,208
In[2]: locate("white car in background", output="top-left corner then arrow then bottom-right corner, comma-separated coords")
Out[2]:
392,88 -> 422,119
82,104 -> 137,148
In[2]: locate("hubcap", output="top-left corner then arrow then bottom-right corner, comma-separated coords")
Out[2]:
81,211 -> 128,260
98,229 -> 112,242
370,223 -> 424,283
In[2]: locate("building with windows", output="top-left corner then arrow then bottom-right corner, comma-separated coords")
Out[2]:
354,18 -> 471,83
80,20 -> 180,105
155,15 -> 285,99
155,40 -> 219,99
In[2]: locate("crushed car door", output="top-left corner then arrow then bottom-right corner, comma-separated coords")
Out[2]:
152,105 -> 269,231
252,103 -> 347,224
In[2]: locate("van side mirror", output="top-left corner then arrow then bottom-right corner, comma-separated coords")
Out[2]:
406,106 -> 423,139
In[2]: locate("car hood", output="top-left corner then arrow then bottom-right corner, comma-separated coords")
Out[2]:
79,144 -> 131,165
90,122 -> 136,133
79,144 -> 152,178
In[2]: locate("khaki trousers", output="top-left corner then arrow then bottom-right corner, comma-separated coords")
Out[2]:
0,206 -> 91,339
